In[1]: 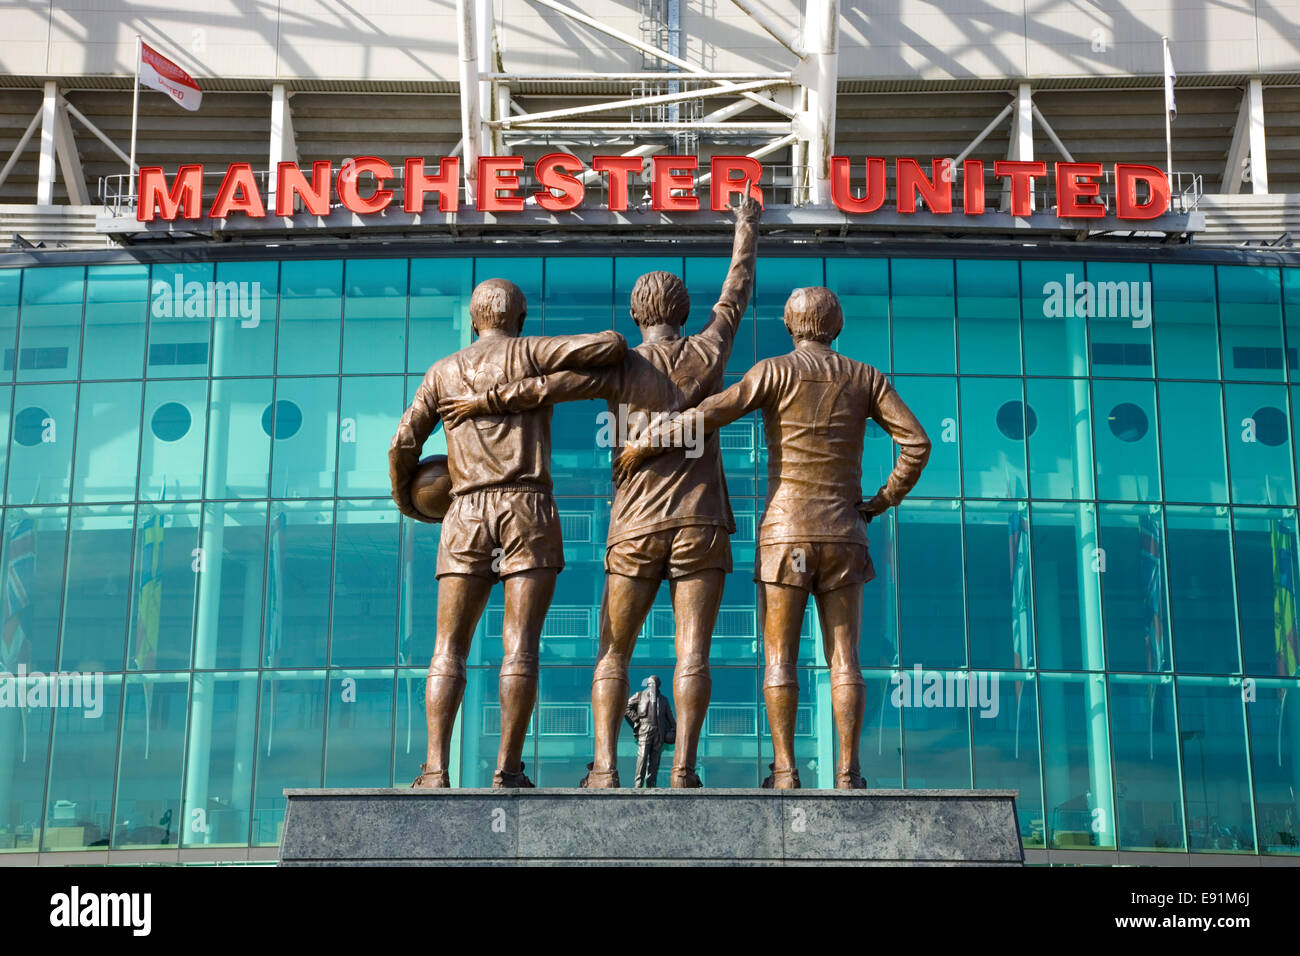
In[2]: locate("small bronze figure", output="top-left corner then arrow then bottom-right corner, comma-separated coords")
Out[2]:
616,287 -> 931,789
438,198 -> 761,788
390,278 -> 626,789
625,676 -> 676,788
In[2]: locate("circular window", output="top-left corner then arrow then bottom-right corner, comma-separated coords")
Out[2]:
13,407 -> 49,447
1108,402 -> 1149,442
865,420 -> 887,440
151,402 -> 191,442
995,401 -> 1037,440
262,400 -> 303,439
1251,406 -> 1288,447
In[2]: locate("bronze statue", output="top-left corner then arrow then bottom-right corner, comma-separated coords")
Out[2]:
390,278 -> 627,788
438,198 -> 761,788
615,287 -> 931,789
624,676 -> 676,788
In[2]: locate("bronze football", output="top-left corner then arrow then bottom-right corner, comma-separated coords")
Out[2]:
410,454 -> 452,522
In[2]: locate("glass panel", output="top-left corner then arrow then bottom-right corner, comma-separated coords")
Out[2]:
1224,383 -> 1294,505
211,260 -> 277,377
1022,260 -> 1087,377
1247,677 -> 1300,855
1031,501 -> 1105,672
686,666 -> 758,788
459,666 -> 536,787
0,269 -> 19,384
394,667 -> 431,788
897,498 -> 965,668
16,266 -> 83,384
2,505 -> 67,671
1166,505 -> 1240,675
324,670 -> 395,787
1026,377 -> 1093,500
196,501 -> 267,671
959,376 -> 1027,498
1152,263 -> 1219,379
1233,507 -> 1295,677
408,257 -> 472,373
971,670 -> 1043,847
265,502 -> 335,669
252,670 -> 326,845
128,501 -> 200,671
891,258 -> 954,374
269,376 -> 338,499
1099,504 -> 1172,674
861,509 -> 898,669
60,504 -> 134,672
543,256 -> 612,338
826,256 -> 889,372
956,258 -> 1020,374
338,376 -> 404,496
543,499 -> 604,665
682,257 -> 749,374
398,515 -> 442,672
8,383 -> 76,504
1158,381 -> 1228,503
1218,265 -> 1285,383
1084,260 -> 1153,378
1287,267 -> 1300,383
862,670 -> 902,788
966,500 -> 1034,671
83,264 -> 148,381
756,257 -> 818,361
1108,674 -> 1185,851
894,375 -> 958,497
899,667 -> 972,788
42,675 -> 122,851
146,262 -> 213,379
0,689 -> 52,851
72,380 -> 141,502
114,673 -> 188,847
1177,677 -> 1256,853
330,500 -> 399,667
277,259 -> 342,375
1092,378 -> 1161,501
535,666 -> 596,787
206,377 -> 272,499
1040,672 -> 1115,849
342,258 -> 406,374
181,672 -> 258,847
138,378 -> 207,501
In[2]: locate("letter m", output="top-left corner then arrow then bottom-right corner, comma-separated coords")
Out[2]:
138,165 -> 204,222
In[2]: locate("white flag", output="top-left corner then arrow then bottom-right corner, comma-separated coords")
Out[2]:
1163,40 -> 1176,122
139,42 -> 202,112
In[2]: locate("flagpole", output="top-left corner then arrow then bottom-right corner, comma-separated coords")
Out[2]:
1163,36 -> 1173,185
128,34 -> 141,204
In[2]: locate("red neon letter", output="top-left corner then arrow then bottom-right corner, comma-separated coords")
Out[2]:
533,153 -> 585,212
338,157 -> 393,214
477,156 -> 525,212
209,163 -> 266,219
137,165 -> 203,222
404,156 -> 459,213
651,155 -> 699,211
276,161 -> 331,216
1115,163 -> 1171,220
963,160 -> 985,215
592,156 -> 643,212
1054,162 -> 1105,219
709,156 -> 764,211
830,157 -> 886,213
993,160 -> 1047,217
896,158 -> 953,214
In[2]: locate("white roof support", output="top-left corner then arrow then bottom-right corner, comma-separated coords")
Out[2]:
729,0 -> 804,58
268,83 -> 297,208
1030,102 -> 1074,163
457,0 -> 483,203
52,91 -> 88,205
801,0 -> 839,206
1002,81 -> 1034,212
495,79 -> 788,127
1222,86 -> 1251,195
63,99 -> 135,170
476,0 -> 499,155
38,81 -> 59,206
0,106 -> 42,193
1246,77 -> 1269,195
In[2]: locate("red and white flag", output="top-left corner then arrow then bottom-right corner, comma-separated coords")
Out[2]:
139,42 -> 202,111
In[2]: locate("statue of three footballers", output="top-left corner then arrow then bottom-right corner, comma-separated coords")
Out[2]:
390,197 -> 931,789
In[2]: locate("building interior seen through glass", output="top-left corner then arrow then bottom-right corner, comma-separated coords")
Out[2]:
0,251 -> 1298,857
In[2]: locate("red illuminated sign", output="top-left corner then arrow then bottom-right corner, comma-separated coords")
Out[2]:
136,155 -> 1173,223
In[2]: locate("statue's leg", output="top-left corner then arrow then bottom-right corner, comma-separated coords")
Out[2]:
668,568 -> 724,785
645,737 -> 662,787
590,572 -> 659,780
420,572 -> 493,787
761,581 -> 809,788
496,568 -> 557,783
633,738 -> 649,787
814,581 -> 867,789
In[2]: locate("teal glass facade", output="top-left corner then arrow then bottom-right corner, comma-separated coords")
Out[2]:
1,246 -> 1299,860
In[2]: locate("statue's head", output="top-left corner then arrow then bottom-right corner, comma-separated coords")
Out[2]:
470,278 -> 527,337
629,271 -> 690,335
784,286 -> 843,344
644,675 -> 661,692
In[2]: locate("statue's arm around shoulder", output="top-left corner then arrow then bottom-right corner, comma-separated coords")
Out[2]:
526,329 -> 627,375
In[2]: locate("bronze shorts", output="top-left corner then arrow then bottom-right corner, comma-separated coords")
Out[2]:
605,524 -> 733,580
754,541 -> 874,594
436,488 -> 565,579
